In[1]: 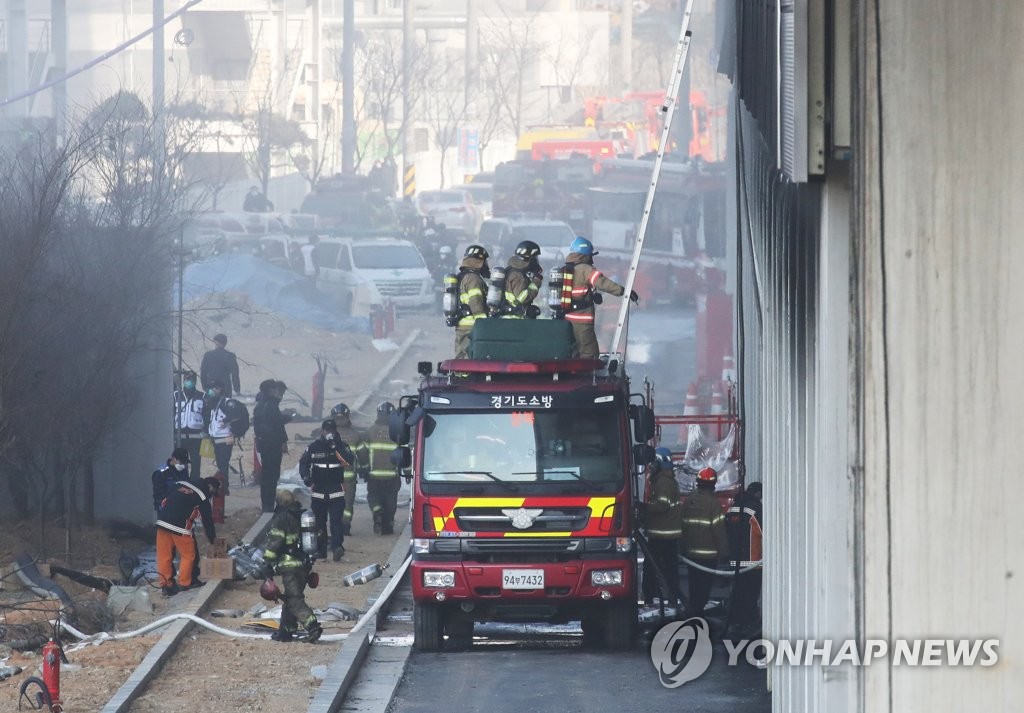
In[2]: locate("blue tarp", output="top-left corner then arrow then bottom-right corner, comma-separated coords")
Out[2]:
182,254 -> 370,333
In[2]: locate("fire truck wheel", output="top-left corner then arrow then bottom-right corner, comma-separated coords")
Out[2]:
603,601 -> 638,651
580,617 -> 604,648
445,617 -> 474,650
414,601 -> 443,651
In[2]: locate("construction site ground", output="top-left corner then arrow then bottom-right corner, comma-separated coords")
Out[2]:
0,301 -> 450,711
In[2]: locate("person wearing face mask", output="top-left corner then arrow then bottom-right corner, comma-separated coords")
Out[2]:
152,447 -> 192,515
203,380 -> 250,486
174,371 -> 205,477
299,419 -> 354,561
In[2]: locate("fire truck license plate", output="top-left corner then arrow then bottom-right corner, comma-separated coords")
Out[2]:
502,569 -> 544,589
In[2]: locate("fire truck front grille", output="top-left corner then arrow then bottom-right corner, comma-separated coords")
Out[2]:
455,507 -> 590,533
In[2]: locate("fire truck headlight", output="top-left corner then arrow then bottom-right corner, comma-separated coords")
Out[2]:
423,571 -> 456,588
412,538 -> 432,554
590,569 -> 623,586
614,537 -> 632,553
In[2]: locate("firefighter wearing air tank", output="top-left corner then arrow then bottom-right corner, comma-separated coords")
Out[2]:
364,402 -> 400,535
260,489 -> 323,643
444,245 -> 490,358
642,447 -> 682,607
680,467 -> 729,619
490,240 -> 543,319
299,418 -> 354,561
551,237 -> 639,359
330,403 -> 366,536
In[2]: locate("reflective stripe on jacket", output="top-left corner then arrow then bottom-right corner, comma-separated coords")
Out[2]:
364,422 -> 396,478
262,503 -> 307,571
679,488 -> 728,559
563,253 -> 625,322
644,468 -> 682,537
457,268 -> 487,328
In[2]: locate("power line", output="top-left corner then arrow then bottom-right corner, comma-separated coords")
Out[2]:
0,0 -> 205,110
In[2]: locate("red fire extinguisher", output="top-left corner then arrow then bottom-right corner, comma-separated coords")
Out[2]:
42,638 -> 63,711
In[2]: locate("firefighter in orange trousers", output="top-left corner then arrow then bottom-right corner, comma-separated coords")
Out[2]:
156,477 -> 221,596
453,245 -> 490,358
679,467 -> 728,618
642,447 -> 683,607
561,237 -> 639,359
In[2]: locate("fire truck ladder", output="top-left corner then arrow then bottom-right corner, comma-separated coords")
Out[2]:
609,0 -> 696,359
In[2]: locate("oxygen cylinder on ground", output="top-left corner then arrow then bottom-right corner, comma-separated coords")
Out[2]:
442,273 -> 460,326
300,511 -> 318,555
342,562 -> 390,587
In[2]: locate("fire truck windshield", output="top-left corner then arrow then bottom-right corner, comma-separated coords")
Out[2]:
421,408 -> 624,490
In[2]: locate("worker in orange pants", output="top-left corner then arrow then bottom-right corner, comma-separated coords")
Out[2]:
156,477 -> 221,596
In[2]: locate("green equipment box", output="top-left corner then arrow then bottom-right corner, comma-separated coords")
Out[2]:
469,319 -> 574,361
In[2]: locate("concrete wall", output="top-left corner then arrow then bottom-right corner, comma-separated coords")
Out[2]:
856,0 -> 1024,709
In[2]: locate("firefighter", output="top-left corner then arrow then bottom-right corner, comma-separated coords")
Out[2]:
364,401 -> 400,535
453,245 -> 490,358
679,466 -> 728,619
174,370 -> 205,477
642,447 -> 682,607
300,418 -> 355,561
156,476 -> 221,596
561,236 -> 639,359
501,240 -> 544,318
331,403 -> 366,536
726,481 -> 763,636
260,489 -> 323,643
254,379 -> 291,513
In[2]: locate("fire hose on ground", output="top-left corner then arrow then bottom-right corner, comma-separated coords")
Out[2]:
678,556 -> 762,576
54,555 -> 412,647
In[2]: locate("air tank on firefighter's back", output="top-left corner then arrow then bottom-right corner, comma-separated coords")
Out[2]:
442,273 -> 459,326
547,266 -> 564,317
486,266 -> 506,313
300,511 -> 318,555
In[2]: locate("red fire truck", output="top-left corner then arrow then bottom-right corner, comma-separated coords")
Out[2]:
491,156 -> 595,234
389,322 -> 655,651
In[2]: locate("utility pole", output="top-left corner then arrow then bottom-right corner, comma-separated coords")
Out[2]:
402,0 -> 415,191
310,0 -> 322,178
153,0 -> 166,177
51,0 -> 67,140
341,0 -> 356,173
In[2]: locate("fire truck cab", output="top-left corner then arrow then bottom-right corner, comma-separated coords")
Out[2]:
389,322 -> 655,651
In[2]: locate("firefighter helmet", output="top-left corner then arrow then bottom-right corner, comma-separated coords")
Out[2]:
654,447 -> 673,466
321,418 -> 337,433
330,403 -> 350,418
696,467 -> 718,485
514,240 -> 541,260
260,578 -> 282,602
569,236 -> 598,256
275,488 -> 296,507
377,401 -> 395,421
463,244 -> 489,260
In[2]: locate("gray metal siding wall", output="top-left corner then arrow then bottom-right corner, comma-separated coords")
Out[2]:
739,101 -> 860,712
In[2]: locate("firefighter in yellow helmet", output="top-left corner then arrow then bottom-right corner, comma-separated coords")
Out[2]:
453,245 -> 490,358
561,237 -> 639,359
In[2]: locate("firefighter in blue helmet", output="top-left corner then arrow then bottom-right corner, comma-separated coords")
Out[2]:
642,447 -> 682,607
560,237 -> 639,359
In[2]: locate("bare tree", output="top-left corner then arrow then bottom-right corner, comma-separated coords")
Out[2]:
424,55 -> 470,188
479,10 -> 543,140
542,23 -> 603,119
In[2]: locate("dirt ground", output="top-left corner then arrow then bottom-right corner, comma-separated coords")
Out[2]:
0,299 -> 451,710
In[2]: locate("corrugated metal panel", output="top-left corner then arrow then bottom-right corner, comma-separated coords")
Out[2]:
778,1 -> 807,180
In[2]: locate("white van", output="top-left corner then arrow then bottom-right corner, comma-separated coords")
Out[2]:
315,236 -> 433,315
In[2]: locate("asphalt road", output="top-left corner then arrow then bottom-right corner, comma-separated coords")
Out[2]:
389,623 -> 770,713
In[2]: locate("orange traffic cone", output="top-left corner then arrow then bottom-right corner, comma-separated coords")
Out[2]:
681,382 -> 700,443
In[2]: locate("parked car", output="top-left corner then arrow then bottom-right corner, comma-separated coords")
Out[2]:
279,212 -> 320,235
453,182 -> 493,219
314,236 -> 434,315
182,212 -> 289,257
415,189 -> 481,237
477,217 -> 576,265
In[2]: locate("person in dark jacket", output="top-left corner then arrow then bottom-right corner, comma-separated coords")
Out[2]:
453,245 -> 490,358
254,379 -> 291,513
152,447 -> 191,514
156,477 -> 221,596
500,240 -> 543,319
679,467 -> 728,618
642,447 -> 682,607
726,481 -> 763,636
300,419 -> 355,560
173,371 -> 205,476
364,402 -> 400,535
560,237 -> 639,359
331,403 -> 366,536
261,489 -> 322,643
200,334 -> 241,396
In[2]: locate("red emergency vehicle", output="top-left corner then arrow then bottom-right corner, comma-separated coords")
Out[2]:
389,332 -> 655,651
